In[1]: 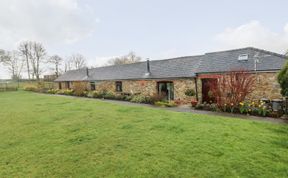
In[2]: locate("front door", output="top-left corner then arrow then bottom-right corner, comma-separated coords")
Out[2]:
157,82 -> 174,101
202,79 -> 217,103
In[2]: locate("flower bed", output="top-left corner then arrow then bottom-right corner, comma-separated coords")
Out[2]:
24,87 -> 178,107
195,100 -> 284,118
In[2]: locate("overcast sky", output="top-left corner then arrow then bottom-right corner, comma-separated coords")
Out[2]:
1,0 -> 288,79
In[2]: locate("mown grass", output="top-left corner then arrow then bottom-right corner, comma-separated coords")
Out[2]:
0,91 -> 287,177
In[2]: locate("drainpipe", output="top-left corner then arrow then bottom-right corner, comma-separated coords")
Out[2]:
194,77 -> 199,101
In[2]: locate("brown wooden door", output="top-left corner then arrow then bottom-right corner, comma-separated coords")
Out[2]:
202,79 -> 217,103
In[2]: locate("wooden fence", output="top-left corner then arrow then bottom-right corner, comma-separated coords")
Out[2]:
0,82 -> 18,92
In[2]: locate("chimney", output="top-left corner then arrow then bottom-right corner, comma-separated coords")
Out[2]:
146,59 -> 150,74
144,59 -> 151,78
86,67 -> 89,77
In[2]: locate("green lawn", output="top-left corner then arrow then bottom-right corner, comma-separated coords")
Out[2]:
0,91 -> 287,177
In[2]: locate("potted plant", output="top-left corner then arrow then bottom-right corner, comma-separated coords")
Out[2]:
191,98 -> 198,107
185,89 -> 197,107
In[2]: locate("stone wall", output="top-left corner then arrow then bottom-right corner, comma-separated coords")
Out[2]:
197,72 -> 282,102
122,80 -> 157,96
195,78 -> 202,103
90,79 -> 196,102
55,71 -> 282,104
248,72 -> 282,100
173,79 -> 197,103
94,81 -> 115,93
56,79 -> 201,103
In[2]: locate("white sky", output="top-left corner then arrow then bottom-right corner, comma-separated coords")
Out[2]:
0,0 -> 288,79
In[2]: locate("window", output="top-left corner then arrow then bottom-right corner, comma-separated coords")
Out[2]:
238,54 -> 248,61
115,81 -> 122,92
90,82 -> 96,90
66,81 -> 70,89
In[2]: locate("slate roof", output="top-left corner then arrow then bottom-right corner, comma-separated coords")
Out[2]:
55,47 -> 287,82
55,56 -> 203,81
197,47 -> 287,73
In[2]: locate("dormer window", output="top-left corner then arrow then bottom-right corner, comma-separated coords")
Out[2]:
238,54 -> 248,61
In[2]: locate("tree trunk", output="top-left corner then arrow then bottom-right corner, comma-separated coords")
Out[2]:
25,54 -> 30,80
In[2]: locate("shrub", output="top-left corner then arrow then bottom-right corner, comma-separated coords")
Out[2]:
103,92 -> 115,99
114,95 -> 128,101
47,89 -> 59,94
210,103 -> 218,112
154,101 -> 177,107
184,89 -> 195,96
195,103 -> 204,110
24,85 -> 38,92
56,90 -> 65,95
90,91 -> 102,98
86,91 -> 94,98
73,82 -> 87,96
37,82 -> 45,89
278,61 -> 288,96
149,93 -> 166,103
123,95 -> 133,101
165,101 -> 177,107
207,69 -> 256,109
64,89 -> 74,96
130,95 -> 148,103
55,89 -> 73,95
83,91 -> 89,97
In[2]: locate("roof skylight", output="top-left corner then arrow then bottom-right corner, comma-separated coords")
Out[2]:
238,54 -> 248,61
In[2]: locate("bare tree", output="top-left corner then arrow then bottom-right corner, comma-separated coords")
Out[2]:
69,54 -> 87,70
18,41 -> 33,79
207,69 -> 256,108
0,50 -> 24,80
64,58 -> 72,72
48,55 -> 62,76
30,42 -> 46,80
107,51 -> 141,66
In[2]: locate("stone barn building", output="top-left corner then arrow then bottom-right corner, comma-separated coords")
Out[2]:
55,47 -> 287,103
